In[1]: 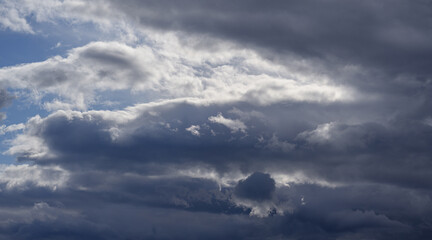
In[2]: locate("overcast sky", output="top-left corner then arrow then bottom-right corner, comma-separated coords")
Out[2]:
0,0 -> 432,239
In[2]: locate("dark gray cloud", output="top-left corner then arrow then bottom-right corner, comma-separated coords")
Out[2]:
10,100 -> 432,189
0,174 -> 430,239
234,172 -> 275,202
6,97 -> 432,238
107,0 -> 432,77
276,183 -> 432,240
103,0 -> 432,123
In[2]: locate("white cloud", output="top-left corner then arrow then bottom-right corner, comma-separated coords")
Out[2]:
0,123 -> 25,135
0,41 -> 157,110
0,29 -> 360,111
4,134 -> 53,159
208,113 -> 247,133
0,164 -> 69,190
0,2 -> 34,33
186,125 -> 200,136
297,122 -> 336,144
0,0 -> 139,42
4,115 -> 54,159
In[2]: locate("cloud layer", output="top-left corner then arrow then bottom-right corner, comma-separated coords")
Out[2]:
0,0 -> 432,239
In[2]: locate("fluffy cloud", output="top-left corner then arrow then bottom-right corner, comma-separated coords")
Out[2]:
4,0 -> 432,81
0,1 -> 34,33
6,98 -> 432,191
0,42 -> 157,110
0,37 -> 357,111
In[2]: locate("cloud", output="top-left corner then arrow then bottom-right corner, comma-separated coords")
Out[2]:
0,37 -> 357,111
1,1 -> 432,239
209,113 -> 247,133
0,88 -> 13,121
0,1 -> 34,33
234,172 -> 275,202
0,123 -> 25,135
0,166 -> 427,239
0,42 -> 155,110
4,0 -> 432,83
105,0 -> 432,78
185,125 -> 200,136
5,98 -> 432,190
0,164 -> 68,191
0,89 -> 12,108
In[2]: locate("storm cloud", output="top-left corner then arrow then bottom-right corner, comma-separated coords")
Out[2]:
234,172 -> 276,202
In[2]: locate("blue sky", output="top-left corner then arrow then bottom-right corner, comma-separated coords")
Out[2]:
0,1 -> 432,239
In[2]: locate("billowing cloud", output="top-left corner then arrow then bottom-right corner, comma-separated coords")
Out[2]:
0,38 -> 357,111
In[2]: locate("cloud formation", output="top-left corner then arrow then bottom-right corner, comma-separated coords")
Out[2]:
0,0 -> 432,239
234,172 -> 275,202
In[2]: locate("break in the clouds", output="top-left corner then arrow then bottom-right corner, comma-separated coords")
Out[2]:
0,0 -> 432,239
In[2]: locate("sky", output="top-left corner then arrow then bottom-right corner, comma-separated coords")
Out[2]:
0,0 -> 432,239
